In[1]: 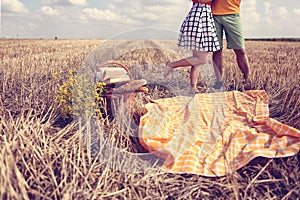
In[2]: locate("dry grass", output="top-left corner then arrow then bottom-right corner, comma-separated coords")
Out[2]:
0,38 -> 300,199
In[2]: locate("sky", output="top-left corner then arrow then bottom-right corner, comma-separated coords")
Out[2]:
1,0 -> 300,39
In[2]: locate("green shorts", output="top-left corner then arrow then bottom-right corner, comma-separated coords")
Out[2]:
213,14 -> 245,49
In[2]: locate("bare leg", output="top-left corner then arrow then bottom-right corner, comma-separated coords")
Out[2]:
166,53 -> 207,70
212,49 -> 223,82
190,51 -> 208,92
234,49 -> 250,81
190,65 -> 200,93
165,50 -> 208,93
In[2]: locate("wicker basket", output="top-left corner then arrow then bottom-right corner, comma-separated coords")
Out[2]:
97,62 -> 148,118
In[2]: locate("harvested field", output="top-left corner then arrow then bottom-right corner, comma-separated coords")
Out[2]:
0,38 -> 299,199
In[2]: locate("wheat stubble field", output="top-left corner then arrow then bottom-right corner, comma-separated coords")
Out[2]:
0,38 -> 300,199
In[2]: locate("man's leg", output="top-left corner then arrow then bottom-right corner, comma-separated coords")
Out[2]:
212,15 -> 224,88
233,49 -> 250,81
222,14 -> 250,81
212,48 -> 223,82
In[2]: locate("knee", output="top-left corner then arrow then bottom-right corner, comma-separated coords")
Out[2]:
193,51 -> 208,65
195,55 -> 208,65
199,57 -> 208,65
234,49 -> 246,57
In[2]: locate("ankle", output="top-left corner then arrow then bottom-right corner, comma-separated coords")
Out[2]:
243,73 -> 249,81
191,87 -> 200,93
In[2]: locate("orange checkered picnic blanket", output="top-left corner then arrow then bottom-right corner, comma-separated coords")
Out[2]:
138,90 -> 300,177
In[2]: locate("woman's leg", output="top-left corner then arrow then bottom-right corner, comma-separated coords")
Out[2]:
190,66 -> 200,92
164,50 -> 208,93
164,50 -> 208,78
190,51 -> 208,92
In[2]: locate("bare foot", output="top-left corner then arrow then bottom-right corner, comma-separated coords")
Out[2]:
192,87 -> 200,94
164,61 -> 173,78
